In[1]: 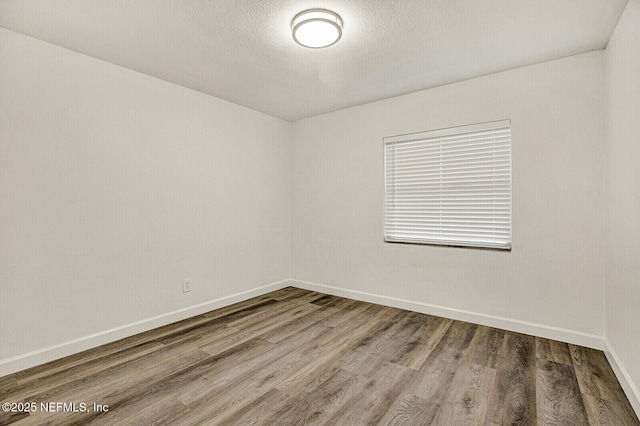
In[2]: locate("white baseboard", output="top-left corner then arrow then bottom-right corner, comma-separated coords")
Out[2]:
292,279 -> 605,350
603,338 -> 640,419
0,279 -> 291,377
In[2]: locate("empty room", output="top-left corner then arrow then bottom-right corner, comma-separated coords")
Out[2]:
1,1 -> 639,424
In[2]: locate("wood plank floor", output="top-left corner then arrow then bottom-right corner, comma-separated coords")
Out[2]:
1,287 -> 638,425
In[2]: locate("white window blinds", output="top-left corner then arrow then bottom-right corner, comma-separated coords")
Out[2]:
384,120 -> 511,250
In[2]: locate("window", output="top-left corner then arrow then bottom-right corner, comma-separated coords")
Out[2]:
384,120 -> 511,250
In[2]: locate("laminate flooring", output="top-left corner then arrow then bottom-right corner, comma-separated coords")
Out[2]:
1,287 -> 638,425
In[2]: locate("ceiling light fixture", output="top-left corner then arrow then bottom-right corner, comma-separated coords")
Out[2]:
291,9 -> 343,48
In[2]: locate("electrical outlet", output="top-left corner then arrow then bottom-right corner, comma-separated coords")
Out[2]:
182,278 -> 191,293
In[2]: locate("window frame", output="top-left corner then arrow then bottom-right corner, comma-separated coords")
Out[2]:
383,120 -> 512,251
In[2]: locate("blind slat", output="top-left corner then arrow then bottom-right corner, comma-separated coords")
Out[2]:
386,148 -> 511,163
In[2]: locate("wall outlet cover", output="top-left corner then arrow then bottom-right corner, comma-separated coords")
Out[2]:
182,278 -> 191,293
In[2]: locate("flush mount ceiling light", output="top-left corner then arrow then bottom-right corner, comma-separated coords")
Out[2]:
292,9 -> 343,48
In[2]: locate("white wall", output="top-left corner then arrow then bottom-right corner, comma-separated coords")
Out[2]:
605,0 -> 640,411
292,52 -> 606,346
0,28 -> 291,373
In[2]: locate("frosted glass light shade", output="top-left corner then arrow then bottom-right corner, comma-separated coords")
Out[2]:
292,9 -> 343,48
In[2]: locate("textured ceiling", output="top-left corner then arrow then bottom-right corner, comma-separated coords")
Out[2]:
0,0 -> 629,121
